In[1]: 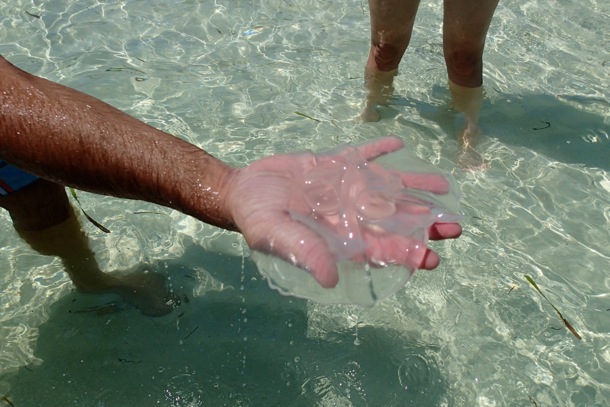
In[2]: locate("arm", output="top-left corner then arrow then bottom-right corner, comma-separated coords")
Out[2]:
0,56 -> 461,288
0,56 -> 237,231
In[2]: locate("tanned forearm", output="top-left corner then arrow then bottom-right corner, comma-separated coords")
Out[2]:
0,56 -> 237,231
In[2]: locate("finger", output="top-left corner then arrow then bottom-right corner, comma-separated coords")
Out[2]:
419,249 -> 441,270
262,220 -> 340,288
428,222 -> 462,240
356,135 -> 405,161
365,233 -> 428,271
399,172 -> 450,194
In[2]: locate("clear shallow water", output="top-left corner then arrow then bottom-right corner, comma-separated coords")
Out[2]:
1,0 -> 609,405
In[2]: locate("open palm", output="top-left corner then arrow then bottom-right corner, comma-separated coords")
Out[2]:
226,136 -> 462,288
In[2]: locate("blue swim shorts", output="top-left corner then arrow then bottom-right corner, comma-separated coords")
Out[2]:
0,160 -> 40,196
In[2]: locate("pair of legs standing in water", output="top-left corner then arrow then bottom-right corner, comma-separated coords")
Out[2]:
361,0 -> 499,167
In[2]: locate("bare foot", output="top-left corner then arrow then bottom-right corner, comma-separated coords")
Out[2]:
112,266 -> 180,316
360,104 -> 382,122
360,68 -> 397,122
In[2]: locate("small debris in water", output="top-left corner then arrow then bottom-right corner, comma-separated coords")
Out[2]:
118,358 -> 141,364
25,10 -> 41,19
183,326 -> 198,340
532,121 -> 551,130
294,111 -> 321,122
69,188 -> 111,233
70,302 -> 125,315
1,396 -> 15,407
525,275 -> 582,340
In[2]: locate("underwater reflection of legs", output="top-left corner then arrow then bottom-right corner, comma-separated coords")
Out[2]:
0,179 -> 174,316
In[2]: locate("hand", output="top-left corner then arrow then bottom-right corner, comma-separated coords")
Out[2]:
225,136 -> 462,288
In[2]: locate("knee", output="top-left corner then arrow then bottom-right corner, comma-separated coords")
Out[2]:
1,179 -> 72,232
443,48 -> 484,87
369,42 -> 406,72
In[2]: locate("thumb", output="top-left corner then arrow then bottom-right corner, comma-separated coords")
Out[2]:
254,220 -> 339,288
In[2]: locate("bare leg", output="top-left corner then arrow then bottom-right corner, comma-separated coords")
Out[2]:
443,0 -> 498,167
361,0 -> 421,122
0,179 -> 175,316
